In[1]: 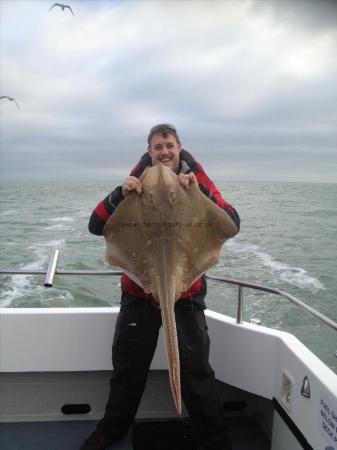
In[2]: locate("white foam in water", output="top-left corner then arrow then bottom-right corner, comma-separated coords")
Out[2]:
0,239 -> 68,307
227,240 -> 325,291
45,217 -> 75,231
0,282 -> 45,308
44,223 -> 73,231
28,239 -> 66,251
0,261 -> 44,307
0,209 -> 16,216
49,217 -> 74,222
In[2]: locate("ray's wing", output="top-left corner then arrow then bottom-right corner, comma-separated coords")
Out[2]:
104,193 -> 153,289
174,182 -> 238,289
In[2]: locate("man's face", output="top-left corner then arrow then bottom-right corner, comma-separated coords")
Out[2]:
148,132 -> 181,173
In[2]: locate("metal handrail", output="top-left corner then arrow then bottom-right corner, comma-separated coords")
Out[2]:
1,249 -> 336,332
205,274 -> 337,332
0,270 -> 124,276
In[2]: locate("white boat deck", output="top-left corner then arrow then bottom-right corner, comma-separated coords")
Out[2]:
1,307 -> 336,450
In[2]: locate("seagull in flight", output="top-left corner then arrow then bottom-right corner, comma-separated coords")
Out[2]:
0,96 -> 20,111
49,3 -> 74,16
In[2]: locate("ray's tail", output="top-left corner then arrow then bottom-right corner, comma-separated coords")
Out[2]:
160,297 -> 181,414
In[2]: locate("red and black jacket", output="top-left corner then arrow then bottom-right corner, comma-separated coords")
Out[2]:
89,149 -> 240,300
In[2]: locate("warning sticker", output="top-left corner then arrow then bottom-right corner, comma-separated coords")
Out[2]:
319,392 -> 337,447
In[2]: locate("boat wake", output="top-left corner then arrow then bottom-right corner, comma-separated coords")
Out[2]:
226,240 -> 325,291
0,239 -> 73,307
44,217 -> 75,232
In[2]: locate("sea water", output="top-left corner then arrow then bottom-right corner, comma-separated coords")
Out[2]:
0,180 -> 336,372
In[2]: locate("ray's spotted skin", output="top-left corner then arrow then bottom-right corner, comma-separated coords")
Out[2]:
103,163 -> 238,413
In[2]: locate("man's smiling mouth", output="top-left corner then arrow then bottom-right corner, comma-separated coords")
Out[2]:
160,156 -> 172,162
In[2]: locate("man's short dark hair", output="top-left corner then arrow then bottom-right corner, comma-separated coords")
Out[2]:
147,124 -> 181,145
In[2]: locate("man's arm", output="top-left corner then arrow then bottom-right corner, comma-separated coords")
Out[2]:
88,186 -> 124,235
194,162 -> 240,232
88,176 -> 143,235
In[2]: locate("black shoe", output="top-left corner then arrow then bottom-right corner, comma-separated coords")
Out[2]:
80,425 -> 114,450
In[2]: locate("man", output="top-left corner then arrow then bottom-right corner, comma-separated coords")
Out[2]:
81,124 -> 240,450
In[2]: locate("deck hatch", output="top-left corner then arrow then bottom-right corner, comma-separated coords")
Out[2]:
61,404 -> 91,415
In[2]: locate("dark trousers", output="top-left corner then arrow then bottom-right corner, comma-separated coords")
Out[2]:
100,295 -> 231,450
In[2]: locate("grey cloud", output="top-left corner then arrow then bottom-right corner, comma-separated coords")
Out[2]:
249,0 -> 337,33
1,0 -> 336,182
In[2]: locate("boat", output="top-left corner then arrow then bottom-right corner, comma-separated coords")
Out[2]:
0,249 -> 336,450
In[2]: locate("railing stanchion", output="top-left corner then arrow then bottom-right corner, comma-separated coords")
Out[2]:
237,285 -> 244,324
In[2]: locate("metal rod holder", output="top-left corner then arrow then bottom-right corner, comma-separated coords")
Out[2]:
237,286 -> 244,324
44,249 -> 60,287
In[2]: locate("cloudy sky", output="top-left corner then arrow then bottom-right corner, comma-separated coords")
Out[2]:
1,0 -> 336,182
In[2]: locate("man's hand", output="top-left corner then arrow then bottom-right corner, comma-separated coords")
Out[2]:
122,176 -> 143,196
178,172 -> 197,190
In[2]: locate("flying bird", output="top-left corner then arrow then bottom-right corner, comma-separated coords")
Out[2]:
49,3 -> 74,16
0,96 -> 20,111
